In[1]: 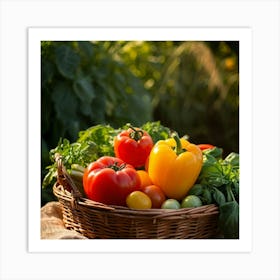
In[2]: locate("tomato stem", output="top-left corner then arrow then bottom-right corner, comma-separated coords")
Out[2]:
129,125 -> 144,141
108,162 -> 126,171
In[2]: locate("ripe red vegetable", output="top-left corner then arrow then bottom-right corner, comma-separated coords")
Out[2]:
83,156 -> 141,206
114,126 -> 154,168
197,144 -> 215,151
141,185 -> 166,208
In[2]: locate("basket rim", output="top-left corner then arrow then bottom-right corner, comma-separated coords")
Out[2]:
53,182 -> 219,218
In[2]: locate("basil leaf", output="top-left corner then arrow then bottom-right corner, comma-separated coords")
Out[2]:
203,146 -> 223,159
188,184 -> 204,196
212,187 -> 226,206
224,152 -> 239,167
201,187 -> 212,204
218,201 -> 239,238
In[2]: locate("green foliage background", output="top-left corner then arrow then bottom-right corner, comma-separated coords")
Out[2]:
41,40 -> 239,189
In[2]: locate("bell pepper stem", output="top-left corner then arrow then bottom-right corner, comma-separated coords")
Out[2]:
171,132 -> 185,155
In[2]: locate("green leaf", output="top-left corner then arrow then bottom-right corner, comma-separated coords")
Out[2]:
232,181 -> 239,201
224,152 -> 239,167
73,76 -> 96,103
218,201 -> 239,238
202,154 -> 217,165
78,41 -> 93,59
55,45 -> 80,79
92,93 -> 106,123
208,176 -> 230,187
77,124 -> 119,158
41,60 -> 55,85
51,82 -> 78,122
188,184 -> 204,196
199,159 -> 223,182
202,146 -> 223,159
141,121 -> 171,143
201,187 -> 212,204
117,90 -> 152,126
225,184 -> 235,202
73,76 -> 96,117
212,187 -> 226,206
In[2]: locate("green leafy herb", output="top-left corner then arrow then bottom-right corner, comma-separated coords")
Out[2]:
202,146 -> 223,159
189,148 -> 240,238
224,152 -> 239,167
42,138 -> 99,189
141,121 -> 171,143
201,186 -> 213,204
188,184 -> 204,196
219,201 -> 239,238
212,187 -> 226,206
77,124 -> 121,157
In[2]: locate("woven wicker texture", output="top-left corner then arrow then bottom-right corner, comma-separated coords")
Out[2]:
53,154 -> 219,239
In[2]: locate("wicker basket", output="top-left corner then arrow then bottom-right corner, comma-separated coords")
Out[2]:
53,154 -> 219,239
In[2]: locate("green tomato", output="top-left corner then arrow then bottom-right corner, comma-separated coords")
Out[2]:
161,199 -> 181,209
181,195 -> 202,208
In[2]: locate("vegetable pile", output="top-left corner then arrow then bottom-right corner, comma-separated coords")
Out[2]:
190,147 -> 239,238
43,121 -> 239,238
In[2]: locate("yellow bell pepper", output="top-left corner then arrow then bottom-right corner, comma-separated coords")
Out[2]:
147,133 -> 203,200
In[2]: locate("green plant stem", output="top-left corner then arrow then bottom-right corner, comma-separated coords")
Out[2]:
172,132 -> 186,155
226,184 -> 236,202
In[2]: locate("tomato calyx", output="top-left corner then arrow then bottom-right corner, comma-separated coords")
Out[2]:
128,125 -> 144,141
108,161 -> 126,171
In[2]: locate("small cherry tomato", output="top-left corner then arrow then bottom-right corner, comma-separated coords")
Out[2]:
126,191 -> 152,209
141,185 -> 166,208
137,170 -> 153,188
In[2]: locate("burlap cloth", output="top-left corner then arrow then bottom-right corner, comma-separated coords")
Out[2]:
41,201 -> 87,239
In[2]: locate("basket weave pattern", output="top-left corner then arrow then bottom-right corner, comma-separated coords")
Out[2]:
53,155 -> 219,239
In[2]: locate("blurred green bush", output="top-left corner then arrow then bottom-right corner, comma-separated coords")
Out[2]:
41,41 -> 153,174
41,40 -> 239,184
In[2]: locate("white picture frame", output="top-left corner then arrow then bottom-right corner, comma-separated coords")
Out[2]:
28,27 -> 252,253
1,1 -> 279,279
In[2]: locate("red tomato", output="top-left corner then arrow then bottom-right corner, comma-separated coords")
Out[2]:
141,185 -> 166,208
83,156 -> 141,206
197,144 -> 215,151
114,126 -> 153,168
